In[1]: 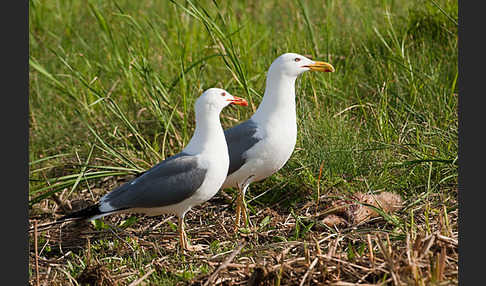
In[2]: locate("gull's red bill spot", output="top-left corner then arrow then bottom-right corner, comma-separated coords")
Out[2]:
227,96 -> 248,106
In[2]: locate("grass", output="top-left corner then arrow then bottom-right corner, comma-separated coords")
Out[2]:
29,0 -> 458,284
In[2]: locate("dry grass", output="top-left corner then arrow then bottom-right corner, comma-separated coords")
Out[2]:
28,176 -> 457,285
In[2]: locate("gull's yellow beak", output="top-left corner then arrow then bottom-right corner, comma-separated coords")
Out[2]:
304,61 -> 335,72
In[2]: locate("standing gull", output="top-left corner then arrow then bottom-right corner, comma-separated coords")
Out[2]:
222,53 -> 335,229
61,88 -> 248,250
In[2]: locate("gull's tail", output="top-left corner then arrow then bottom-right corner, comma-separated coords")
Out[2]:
57,203 -> 104,222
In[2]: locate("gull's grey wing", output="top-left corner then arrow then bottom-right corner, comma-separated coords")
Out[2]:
224,119 -> 262,176
99,152 -> 207,212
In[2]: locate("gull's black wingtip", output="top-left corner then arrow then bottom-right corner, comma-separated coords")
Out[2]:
57,203 -> 102,222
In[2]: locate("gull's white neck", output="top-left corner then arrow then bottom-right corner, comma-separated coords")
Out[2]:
183,106 -> 226,156
251,68 -> 297,125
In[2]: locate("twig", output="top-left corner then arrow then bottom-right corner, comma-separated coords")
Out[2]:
375,235 -> 399,285
240,240 -> 303,256
150,215 -> 174,231
436,233 -> 458,246
268,257 -> 307,272
299,257 -> 318,286
86,238 -> 91,266
367,234 -> 374,266
206,262 -> 255,268
57,267 -> 79,286
128,268 -> 155,286
42,266 -> 52,286
317,255 -> 383,273
204,239 -> 247,286
314,237 -> 326,283
418,234 -> 436,260
28,218 -> 78,232
34,220 -> 40,286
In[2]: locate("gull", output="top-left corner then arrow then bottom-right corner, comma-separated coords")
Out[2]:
60,88 -> 248,250
222,53 -> 335,229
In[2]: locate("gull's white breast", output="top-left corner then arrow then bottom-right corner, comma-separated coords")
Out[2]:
223,118 -> 297,188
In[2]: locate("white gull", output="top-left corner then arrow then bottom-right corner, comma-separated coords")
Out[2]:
61,88 -> 248,250
222,53 -> 335,229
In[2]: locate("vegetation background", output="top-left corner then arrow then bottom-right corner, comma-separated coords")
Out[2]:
29,0 -> 458,285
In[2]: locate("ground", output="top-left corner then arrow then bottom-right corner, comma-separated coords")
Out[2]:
29,174 -> 457,285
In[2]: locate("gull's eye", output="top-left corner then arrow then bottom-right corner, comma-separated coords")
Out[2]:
294,58 -> 301,62
221,92 -> 226,97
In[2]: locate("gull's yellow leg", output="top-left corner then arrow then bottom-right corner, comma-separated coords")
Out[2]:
178,216 -> 188,250
240,184 -> 250,228
235,177 -> 254,231
234,186 -> 242,230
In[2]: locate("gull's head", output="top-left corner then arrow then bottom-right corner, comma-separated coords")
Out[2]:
196,88 -> 248,113
269,53 -> 335,77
